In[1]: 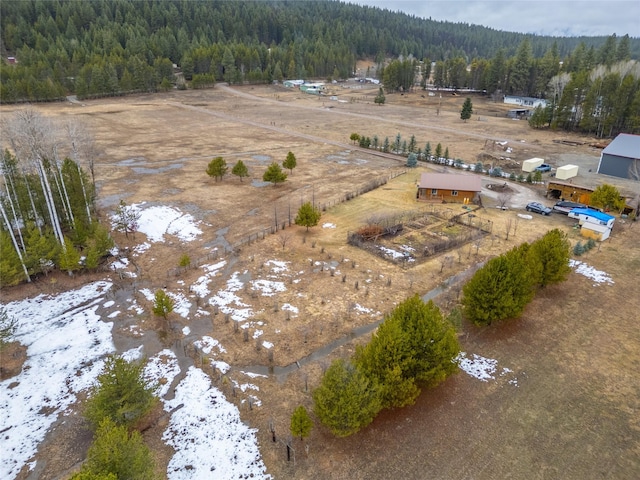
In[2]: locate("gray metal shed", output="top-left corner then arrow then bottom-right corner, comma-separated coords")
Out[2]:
597,134 -> 640,179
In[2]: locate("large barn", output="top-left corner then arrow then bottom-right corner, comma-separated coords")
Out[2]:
597,134 -> 640,179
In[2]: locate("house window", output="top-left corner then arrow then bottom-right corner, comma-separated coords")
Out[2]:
431,189 -> 438,195
451,190 -> 458,196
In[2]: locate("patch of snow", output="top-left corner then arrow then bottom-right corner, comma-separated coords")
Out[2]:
251,279 -> 286,297
107,310 -> 120,318
253,329 -> 264,339
122,345 -> 144,361
354,303 -> 372,314
133,242 -> 151,255
0,282 -> 114,479
182,326 -> 191,335
162,367 -> 271,479
281,303 -> 299,314
103,300 -> 115,308
265,259 -> 289,273
144,350 -> 181,398
241,371 -> 268,379
322,223 -> 337,228
167,291 -> 191,319
517,214 -> 533,220
118,203 -> 203,243
194,336 -> 226,355
262,341 -> 274,349
454,352 -> 497,381
569,259 -> 614,285
209,272 -> 254,322
212,361 -> 230,374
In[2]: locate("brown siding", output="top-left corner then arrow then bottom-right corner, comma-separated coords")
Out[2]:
417,188 -> 476,203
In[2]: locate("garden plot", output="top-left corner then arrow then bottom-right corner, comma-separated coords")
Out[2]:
351,212 -> 488,266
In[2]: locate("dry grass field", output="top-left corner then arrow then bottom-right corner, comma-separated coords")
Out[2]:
1,81 -> 639,480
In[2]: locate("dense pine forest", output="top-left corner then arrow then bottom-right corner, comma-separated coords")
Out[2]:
0,0 -> 639,136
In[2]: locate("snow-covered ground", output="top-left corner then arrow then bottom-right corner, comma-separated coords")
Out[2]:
455,352 -> 520,386
0,205 -> 280,479
569,259 -> 614,285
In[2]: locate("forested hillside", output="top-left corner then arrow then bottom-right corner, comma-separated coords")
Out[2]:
1,0 -> 638,136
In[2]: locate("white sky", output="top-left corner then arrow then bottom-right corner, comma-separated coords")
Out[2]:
350,1 -> 640,37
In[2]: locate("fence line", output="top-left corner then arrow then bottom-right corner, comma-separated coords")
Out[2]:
167,169 -> 407,277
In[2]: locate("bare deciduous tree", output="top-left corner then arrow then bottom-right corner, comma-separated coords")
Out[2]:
497,192 -> 512,210
505,217 -> 513,240
278,232 -> 292,250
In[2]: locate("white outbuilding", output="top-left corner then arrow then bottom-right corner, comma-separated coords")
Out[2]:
555,164 -> 579,180
522,158 -> 544,172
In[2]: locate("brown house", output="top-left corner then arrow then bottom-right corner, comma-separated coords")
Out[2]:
417,173 -> 482,204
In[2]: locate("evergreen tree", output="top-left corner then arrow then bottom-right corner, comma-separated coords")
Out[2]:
355,295 -> 459,409
24,225 -> 59,276
460,97 -> 473,121
71,418 -> 154,480
462,244 -> 537,325
374,87 -> 385,105
435,143 -> 443,159
263,162 -> 287,185
533,170 -> 542,183
0,231 -> 23,287
382,137 -> 390,153
510,39 -> 534,95
153,289 -> 174,320
528,105 -> 547,128
0,307 -> 17,350
84,355 -> 157,428
283,151 -> 297,174
393,133 -> 402,152
349,133 -> 360,144
313,359 -> 381,437
425,142 -> 432,160
58,237 -> 82,275
529,229 -> 571,288
231,160 -> 249,182
406,153 -> 418,168
290,405 -> 313,440
206,156 -> 227,182
114,201 -> 140,238
295,201 -> 321,231
408,135 -> 417,153
444,147 -> 450,160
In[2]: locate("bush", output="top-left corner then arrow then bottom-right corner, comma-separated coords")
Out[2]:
573,241 -> 585,256
585,238 -> 596,251
179,254 -> 191,267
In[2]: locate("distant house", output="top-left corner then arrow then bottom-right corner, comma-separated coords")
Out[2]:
283,79 -> 304,88
504,95 -> 547,109
597,133 -> 640,179
417,173 -> 482,204
507,108 -> 532,119
300,83 -> 325,95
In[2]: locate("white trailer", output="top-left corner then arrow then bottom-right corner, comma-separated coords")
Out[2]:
556,164 -> 579,180
522,158 -> 544,172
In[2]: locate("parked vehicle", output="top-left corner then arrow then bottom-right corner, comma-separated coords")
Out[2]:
553,200 -> 586,214
535,163 -> 552,172
526,202 -> 552,215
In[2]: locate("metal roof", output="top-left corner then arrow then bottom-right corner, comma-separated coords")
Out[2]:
602,134 -> 640,159
570,208 -> 615,223
418,173 -> 482,192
